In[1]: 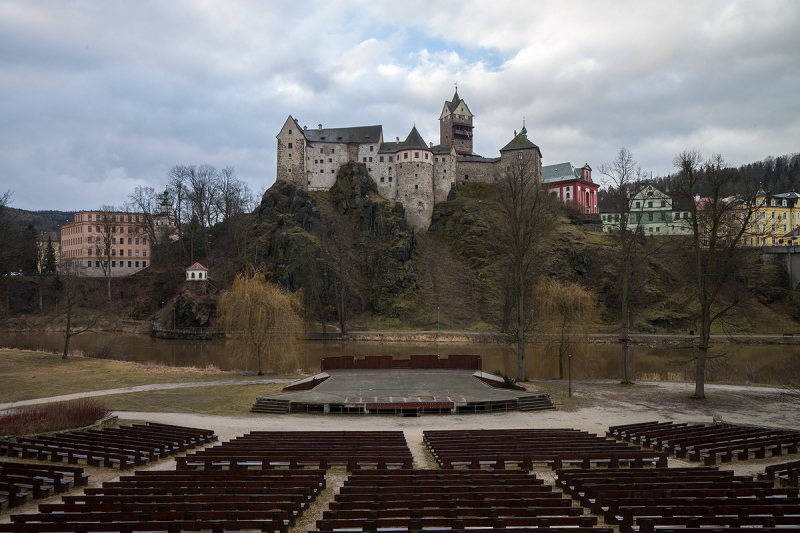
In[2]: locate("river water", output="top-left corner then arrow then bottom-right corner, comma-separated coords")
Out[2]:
0,331 -> 796,385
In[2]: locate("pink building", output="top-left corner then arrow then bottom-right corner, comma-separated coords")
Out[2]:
60,211 -> 152,276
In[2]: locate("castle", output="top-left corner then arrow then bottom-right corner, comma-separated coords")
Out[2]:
276,89 -> 598,229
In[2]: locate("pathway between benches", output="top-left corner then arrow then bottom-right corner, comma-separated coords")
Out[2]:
0,379 -> 295,412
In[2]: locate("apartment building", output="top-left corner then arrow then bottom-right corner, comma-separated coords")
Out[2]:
60,211 -> 152,276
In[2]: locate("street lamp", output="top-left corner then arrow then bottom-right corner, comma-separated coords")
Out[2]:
568,354 -> 572,398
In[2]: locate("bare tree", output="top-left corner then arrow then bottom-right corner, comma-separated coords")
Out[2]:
217,167 -> 255,220
493,152 -> 557,382
671,151 -> 757,399
168,165 -> 191,259
56,262 -> 101,359
598,148 -> 650,384
93,205 -> 118,302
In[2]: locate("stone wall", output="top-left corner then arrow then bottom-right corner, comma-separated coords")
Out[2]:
396,158 -> 435,230
307,142 -> 349,190
433,152 -> 457,203
455,159 -> 498,185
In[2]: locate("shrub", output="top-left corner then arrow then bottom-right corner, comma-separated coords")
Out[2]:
0,399 -> 111,436
88,337 -> 125,360
493,370 -> 518,389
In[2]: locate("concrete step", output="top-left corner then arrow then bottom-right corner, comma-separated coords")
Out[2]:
251,397 -> 291,414
517,394 -> 556,411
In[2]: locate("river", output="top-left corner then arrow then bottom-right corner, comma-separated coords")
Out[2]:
0,331 -> 796,385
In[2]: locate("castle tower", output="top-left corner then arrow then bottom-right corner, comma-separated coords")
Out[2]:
439,87 -> 474,155
395,126 -> 435,229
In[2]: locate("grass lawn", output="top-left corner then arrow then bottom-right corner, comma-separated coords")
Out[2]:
0,349 -> 300,403
103,383 -> 287,416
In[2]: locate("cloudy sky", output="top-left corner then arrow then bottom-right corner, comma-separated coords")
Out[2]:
1,0 -> 798,212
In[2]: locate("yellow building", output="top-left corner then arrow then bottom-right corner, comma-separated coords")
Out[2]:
745,189 -> 800,247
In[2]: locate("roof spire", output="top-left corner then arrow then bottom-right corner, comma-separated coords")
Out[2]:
520,117 -> 527,138
453,82 -> 460,103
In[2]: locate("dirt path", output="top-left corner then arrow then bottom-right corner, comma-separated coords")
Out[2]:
0,379 -> 295,412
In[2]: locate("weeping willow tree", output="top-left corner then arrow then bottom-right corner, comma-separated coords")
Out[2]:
532,278 -> 597,379
218,268 -> 305,375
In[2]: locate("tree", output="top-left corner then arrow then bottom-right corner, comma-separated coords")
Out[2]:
93,205 -> 118,302
670,151 -> 757,399
532,278 -> 597,379
599,148 -> 649,384
41,235 -> 57,274
218,267 -> 305,375
127,186 -> 162,257
493,151 -> 557,382
56,262 -> 101,359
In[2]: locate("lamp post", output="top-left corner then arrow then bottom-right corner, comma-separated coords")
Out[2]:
568,354 -> 572,398
437,307 -> 440,332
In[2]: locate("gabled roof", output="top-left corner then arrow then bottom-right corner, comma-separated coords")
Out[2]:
499,133 -> 542,157
429,144 -> 457,156
303,125 -> 382,144
542,162 -> 579,183
186,262 -> 207,271
379,126 -> 430,153
442,90 -> 473,117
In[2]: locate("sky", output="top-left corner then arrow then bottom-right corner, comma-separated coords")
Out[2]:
1,0 -> 799,212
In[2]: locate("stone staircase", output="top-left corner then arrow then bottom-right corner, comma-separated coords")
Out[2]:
251,397 -> 291,414
517,394 -> 556,411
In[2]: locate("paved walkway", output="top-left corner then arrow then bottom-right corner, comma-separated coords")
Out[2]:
0,379 -> 294,412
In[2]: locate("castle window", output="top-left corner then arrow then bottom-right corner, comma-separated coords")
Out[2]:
370,146 -> 374,151
425,153 -> 428,160
507,166 -> 510,172
414,152 -> 419,158
380,156 -> 384,162
363,158 -> 367,162
435,158 -> 438,163
315,160 -> 318,164
389,156 -> 393,162
288,142 -> 293,149
331,170 -> 334,173
87,261 -> 92,267
389,167 -> 392,171
415,174 -> 418,178
320,148 -> 323,154
443,170 -> 446,173
331,149 -> 335,154
648,213 -> 653,221
465,175 -> 469,180
389,176 -> 392,182
380,177 -> 384,183
289,129 -> 292,134
320,169 -> 324,173
328,158 -> 332,162
404,153 -> 408,159
369,157 -> 372,162
288,154 -> 291,158
415,184 -> 418,189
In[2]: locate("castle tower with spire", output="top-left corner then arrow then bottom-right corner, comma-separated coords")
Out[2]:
438,87 -> 474,155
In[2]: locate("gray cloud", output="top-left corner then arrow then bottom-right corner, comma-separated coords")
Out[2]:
0,0 -> 798,211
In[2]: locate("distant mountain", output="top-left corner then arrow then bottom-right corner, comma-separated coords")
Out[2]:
8,208 -> 75,235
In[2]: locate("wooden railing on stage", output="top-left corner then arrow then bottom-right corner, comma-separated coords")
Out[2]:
320,354 -> 481,371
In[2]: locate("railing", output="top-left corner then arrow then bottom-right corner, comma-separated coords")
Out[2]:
320,354 -> 481,371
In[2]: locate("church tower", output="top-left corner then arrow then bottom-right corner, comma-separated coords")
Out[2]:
438,87 -> 474,155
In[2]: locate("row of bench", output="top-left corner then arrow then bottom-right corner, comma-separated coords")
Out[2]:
0,468 -> 326,532
176,431 -> 414,470
423,429 -> 668,469
0,422 -> 217,470
312,468 -> 612,533
0,462 -> 88,510
607,420 -> 800,465
759,458 -> 800,487
556,467 -> 800,532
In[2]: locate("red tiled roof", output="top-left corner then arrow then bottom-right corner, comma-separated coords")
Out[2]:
186,262 -> 207,271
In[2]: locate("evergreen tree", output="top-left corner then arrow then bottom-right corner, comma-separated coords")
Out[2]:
44,236 -> 57,274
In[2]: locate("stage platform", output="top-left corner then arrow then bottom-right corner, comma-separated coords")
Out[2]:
253,369 -> 555,415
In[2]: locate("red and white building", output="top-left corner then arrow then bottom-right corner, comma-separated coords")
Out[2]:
542,162 -> 599,214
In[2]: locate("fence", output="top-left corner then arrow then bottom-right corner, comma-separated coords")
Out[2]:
320,354 -> 481,371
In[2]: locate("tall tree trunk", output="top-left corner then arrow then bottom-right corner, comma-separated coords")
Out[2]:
62,304 -> 71,359
621,262 -> 631,384
107,275 -> 111,302
517,283 -> 526,382
695,308 -> 711,398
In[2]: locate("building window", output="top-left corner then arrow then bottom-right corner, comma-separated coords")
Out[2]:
143,250 -> 146,257
191,272 -> 195,279
425,153 -> 428,160
88,248 -> 92,255
88,226 -> 92,232
136,250 -> 139,256
135,238 -> 139,245
87,261 -> 92,267
380,156 -> 384,162
389,156 -> 393,162
388,176 -> 392,182
320,169 -> 324,173
648,201 -> 653,208
128,261 -> 132,267
435,158 -> 438,163
370,146 -> 374,152
661,200 -> 666,207
363,158 -> 367,162
331,149 -> 335,154
331,170 -> 335,173
415,184 -> 418,189
135,261 -> 139,267
635,201 -> 641,208
507,167 -> 510,172
288,129 -> 292,134
288,142 -> 292,149
87,237 -> 92,243
660,212 -> 666,221
380,177 -> 384,183
368,157 -> 372,162
88,214 -> 92,221
404,153 -> 408,159
636,213 -> 642,221
320,148 -> 323,154
112,261 -> 116,267
414,152 -> 419,158
465,175 -> 469,180
566,192 -> 571,200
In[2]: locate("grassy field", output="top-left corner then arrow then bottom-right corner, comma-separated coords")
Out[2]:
0,349 -> 300,403
102,383 -> 287,416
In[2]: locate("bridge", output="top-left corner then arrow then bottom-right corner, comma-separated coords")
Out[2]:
761,246 -> 800,290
